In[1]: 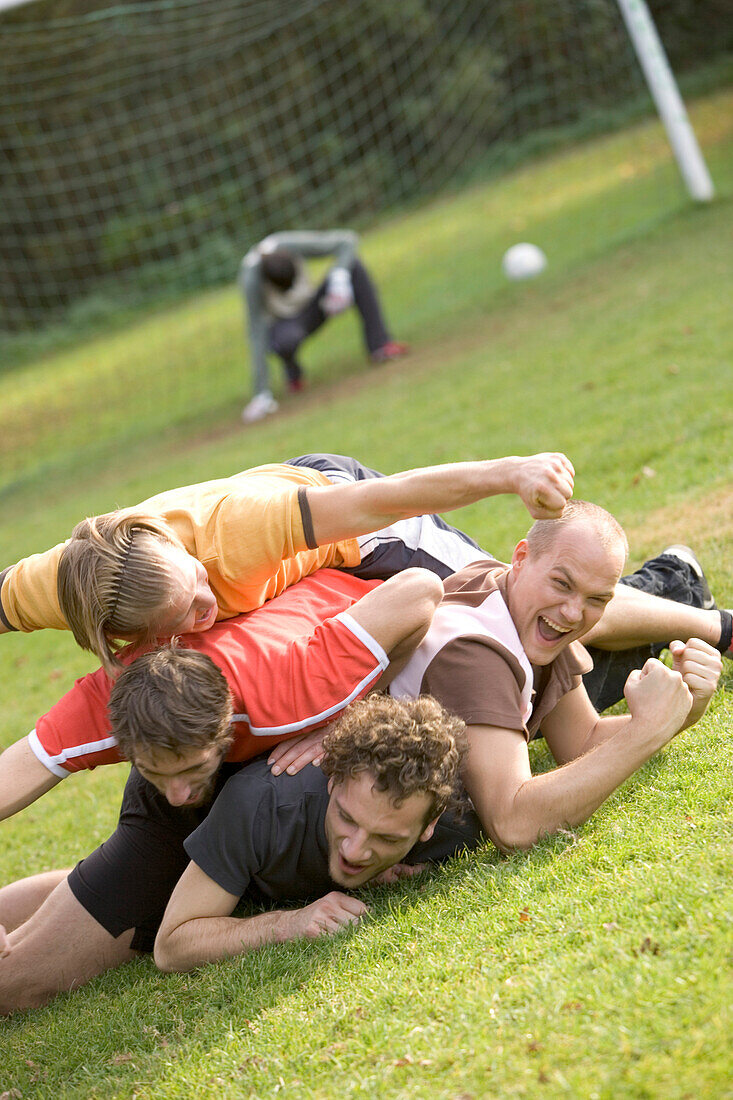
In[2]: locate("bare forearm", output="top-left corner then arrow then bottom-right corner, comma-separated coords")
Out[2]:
487,719 -> 673,851
0,740 -> 62,821
582,585 -> 722,650
155,910 -> 295,972
309,456 -> 544,545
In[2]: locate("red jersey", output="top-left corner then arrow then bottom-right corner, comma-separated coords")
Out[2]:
28,570 -> 385,777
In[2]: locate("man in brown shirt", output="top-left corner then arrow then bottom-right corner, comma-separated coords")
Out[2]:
389,501 -> 723,852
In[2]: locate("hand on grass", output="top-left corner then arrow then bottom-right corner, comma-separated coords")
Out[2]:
287,892 -> 367,940
372,862 -> 428,885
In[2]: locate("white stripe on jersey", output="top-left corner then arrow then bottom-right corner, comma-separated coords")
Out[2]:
28,727 -> 119,777
357,515 -> 491,573
232,612 -> 388,737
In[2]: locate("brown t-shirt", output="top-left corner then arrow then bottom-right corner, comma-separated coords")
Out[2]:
389,559 -> 593,739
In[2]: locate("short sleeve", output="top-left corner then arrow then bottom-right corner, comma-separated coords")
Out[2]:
184,773 -> 273,897
422,636 -> 529,734
0,543 -> 69,632
212,476 -> 308,582
30,666 -> 123,775
234,611 -> 388,744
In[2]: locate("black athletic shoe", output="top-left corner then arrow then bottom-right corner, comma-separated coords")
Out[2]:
662,545 -> 716,610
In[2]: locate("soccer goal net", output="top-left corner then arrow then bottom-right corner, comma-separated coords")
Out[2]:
0,0 -> 707,338
0,0 -> 719,491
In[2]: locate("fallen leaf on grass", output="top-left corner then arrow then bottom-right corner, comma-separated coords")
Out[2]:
112,1054 -> 134,1065
518,907 -> 531,923
635,937 -> 660,955
603,921 -> 621,932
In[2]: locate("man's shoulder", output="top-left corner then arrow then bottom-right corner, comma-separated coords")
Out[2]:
442,558 -> 508,601
217,757 -> 329,810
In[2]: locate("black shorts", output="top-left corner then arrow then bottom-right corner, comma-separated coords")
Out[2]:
67,763 -> 243,953
287,452 -> 489,580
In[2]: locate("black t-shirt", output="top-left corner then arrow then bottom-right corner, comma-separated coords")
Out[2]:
184,757 -> 483,904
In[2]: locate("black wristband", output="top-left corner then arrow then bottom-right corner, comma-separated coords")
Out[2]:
0,567 -> 18,631
298,487 -> 318,550
716,609 -> 732,654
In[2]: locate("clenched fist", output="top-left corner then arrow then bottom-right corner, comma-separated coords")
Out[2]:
513,453 -> 575,519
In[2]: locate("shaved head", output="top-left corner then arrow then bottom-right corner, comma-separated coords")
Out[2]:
526,500 -> 628,564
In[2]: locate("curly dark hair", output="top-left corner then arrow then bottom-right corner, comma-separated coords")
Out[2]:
321,694 -> 467,822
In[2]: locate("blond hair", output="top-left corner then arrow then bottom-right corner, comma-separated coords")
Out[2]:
57,511 -> 188,676
526,499 -> 628,562
321,694 -> 467,822
108,645 -> 234,762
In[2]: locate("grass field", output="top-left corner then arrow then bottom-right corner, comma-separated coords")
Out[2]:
1,88 -> 732,1098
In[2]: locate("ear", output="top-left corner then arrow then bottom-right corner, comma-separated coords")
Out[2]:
419,816 -> 440,843
511,539 -> 530,571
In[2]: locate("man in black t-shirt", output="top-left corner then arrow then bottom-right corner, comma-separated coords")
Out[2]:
154,695 -> 481,973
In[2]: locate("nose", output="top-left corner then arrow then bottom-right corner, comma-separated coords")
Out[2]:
342,829 -> 371,865
561,594 -> 584,625
164,779 -> 193,806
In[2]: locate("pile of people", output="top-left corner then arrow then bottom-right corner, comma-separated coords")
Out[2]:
0,450 -> 728,1012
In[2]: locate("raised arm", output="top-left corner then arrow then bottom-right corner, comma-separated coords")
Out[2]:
306,453 -> 575,546
154,861 -> 366,972
0,739 -> 62,821
463,659 -> 699,852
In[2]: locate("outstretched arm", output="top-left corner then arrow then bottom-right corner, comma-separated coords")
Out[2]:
154,861 -> 366,972
463,658 -> 701,852
307,453 -> 575,546
0,739 -> 62,821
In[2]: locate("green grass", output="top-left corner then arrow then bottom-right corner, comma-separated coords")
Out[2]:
0,87 -> 732,1098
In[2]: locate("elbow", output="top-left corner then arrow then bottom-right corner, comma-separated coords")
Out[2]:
153,932 -> 189,974
485,815 -> 540,855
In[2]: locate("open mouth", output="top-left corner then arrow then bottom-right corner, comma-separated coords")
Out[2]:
197,604 -> 218,629
338,853 -> 367,877
537,614 -> 572,643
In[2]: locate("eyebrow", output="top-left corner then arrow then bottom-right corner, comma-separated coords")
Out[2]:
138,760 -> 208,778
553,566 -> 614,600
335,798 -> 411,842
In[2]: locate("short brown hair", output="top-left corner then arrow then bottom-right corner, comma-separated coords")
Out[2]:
108,645 -> 233,762
526,499 -> 628,562
321,694 -> 467,822
58,511 -> 187,676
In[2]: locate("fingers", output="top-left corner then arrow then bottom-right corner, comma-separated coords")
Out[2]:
304,892 -> 368,938
268,731 -> 325,776
0,923 -> 10,959
372,862 -> 430,885
522,453 -> 575,519
670,638 -> 722,692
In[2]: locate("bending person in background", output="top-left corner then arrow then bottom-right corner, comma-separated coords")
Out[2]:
240,230 -> 407,422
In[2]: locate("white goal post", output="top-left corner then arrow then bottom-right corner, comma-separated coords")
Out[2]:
616,0 -> 714,201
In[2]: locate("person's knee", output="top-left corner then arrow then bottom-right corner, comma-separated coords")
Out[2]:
0,879 -> 136,1014
268,323 -> 304,359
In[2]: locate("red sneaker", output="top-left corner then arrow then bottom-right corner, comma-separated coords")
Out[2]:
288,377 -> 306,394
371,341 -> 409,363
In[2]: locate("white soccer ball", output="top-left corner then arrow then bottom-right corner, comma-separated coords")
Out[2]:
502,242 -> 547,280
